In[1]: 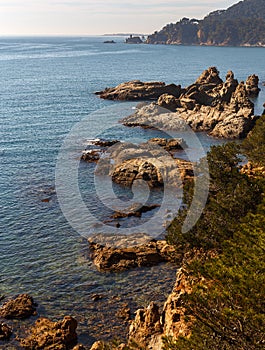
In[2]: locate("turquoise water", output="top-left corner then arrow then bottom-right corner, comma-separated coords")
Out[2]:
0,36 -> 265,346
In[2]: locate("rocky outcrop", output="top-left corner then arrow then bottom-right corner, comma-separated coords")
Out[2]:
245,74 -> 260,96
92,139 -> 193,188
89,240 -> 179,272
125,249 -> 218,349
127,267 -> 197,349
81,149 -> 102,162
125,36 -> 143,44
19,316 -> 78,350
214,70 -> 238,103
195,66 -> 223,86
95,80 -> 181,101
128,302 -> 162,349
0,323 -> 12,341
0,294 -> 37,319
112,158 -> 163,188
88,139 -> 119,148
120,68 -> 258,139
81,139 -> 120,163
111,156 -> 193,188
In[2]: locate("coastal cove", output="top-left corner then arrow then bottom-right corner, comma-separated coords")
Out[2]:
1,36 -> 265,348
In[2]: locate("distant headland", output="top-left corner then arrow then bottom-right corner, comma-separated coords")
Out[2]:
103,33 -> 148,37
147,0 -> 265,47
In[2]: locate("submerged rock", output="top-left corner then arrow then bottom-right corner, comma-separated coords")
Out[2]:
19,316 -> 78,350
111,203 -> 160,219
116,304 -> 131,321
89,240 -> 178,272
95,80 -> 181,101
0,323 -> 12,341
0,294 -> 37,319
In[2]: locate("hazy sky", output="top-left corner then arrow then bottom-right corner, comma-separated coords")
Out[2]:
0,0 -> 238,36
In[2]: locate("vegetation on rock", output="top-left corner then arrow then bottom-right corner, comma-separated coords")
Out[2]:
164,114 -> 265,349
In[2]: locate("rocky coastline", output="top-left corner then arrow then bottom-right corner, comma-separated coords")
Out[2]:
97,67 -> 260,139
3,67 -> 263,349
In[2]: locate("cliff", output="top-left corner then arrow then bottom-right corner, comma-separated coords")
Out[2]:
147,0 -> 265,46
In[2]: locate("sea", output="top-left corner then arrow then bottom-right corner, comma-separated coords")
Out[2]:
0,36 -> 265,347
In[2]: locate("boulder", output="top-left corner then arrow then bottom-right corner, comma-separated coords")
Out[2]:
90,342 -> 104,350
81,149 -> 102,163
89,342 -> 126,350
89,240 -> 178,272
0,323 -> 12,341
245,74 -> 260,97
112,158 -> 163,188
19,316 -> 78,350
81,139 -> 120,163
157,94 -> 181,111
148,137 -> 185,151
0,294 -> 37,319
95,80 -> 182,101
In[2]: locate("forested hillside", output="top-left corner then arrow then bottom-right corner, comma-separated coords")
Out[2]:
147,0 -> 265,46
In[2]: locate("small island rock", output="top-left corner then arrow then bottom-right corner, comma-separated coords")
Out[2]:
95,80 -> 181,101
89,240 -> 178,272
0,323 -> 12,341
19,316 -> 78,350
0,294 -> 37,319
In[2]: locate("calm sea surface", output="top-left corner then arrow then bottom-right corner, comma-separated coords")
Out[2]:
0,36 -> 265,346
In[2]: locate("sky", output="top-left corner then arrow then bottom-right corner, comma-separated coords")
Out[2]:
0,0 -> 238,36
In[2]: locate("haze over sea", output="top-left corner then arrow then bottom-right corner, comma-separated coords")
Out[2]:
0,36 -> 265,346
